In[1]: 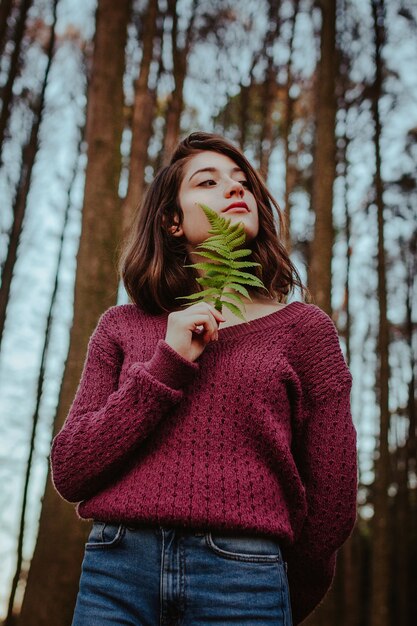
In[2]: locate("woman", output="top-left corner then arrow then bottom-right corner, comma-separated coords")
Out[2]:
51,131 -> 358,625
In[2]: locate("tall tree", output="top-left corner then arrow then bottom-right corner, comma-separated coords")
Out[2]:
161,0 -> 198,164
122,0 -> 159,235
303,2 -> 339,621
259,0 -> 280,180
17,1 -> 131,624
339,107 -> 361,626
389,236 -> 416,626
283,0 -> 300,253
0,0 -> 14,59
0,0 -> 33,157
0,0 -> 55,350
238,51 -> 261,152
369,1 -> 390,626
5,100 -> 83,626
308,0 -> 337,314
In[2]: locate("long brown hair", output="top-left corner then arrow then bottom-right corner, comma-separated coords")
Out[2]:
118,131 -> 311,314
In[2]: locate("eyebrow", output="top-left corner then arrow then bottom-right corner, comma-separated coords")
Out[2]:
188,166 -> 245,182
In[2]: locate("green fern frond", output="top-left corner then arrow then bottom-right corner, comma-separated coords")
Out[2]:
222,300 -> 246,319
176,204 -> 268,318
229,249 -> 253,259
222,292 -> 247,304
230,261 -> 260,269
227,282 -> 251,299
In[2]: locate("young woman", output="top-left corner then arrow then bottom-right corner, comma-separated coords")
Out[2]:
51,131 -> 358,626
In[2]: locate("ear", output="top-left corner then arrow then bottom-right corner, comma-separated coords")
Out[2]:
169,219 -> 184,237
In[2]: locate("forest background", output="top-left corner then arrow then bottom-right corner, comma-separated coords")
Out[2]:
0,0 -> 416,625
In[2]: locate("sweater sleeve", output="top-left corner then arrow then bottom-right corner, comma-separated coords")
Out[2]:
50,308 -> 199,503
283,305 -> 358,625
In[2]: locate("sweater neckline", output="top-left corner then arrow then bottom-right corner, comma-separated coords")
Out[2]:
213,300 -> 305,341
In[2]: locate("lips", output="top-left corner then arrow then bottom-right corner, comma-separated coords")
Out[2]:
222,202 -> 249,213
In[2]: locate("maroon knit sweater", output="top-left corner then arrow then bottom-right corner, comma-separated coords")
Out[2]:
51,300 -> 357,624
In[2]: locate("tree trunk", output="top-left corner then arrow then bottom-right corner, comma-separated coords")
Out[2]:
122,0 -> 159,235
161,0 -> 197,164
341,530 -> 362,626
394,232 -> 416,626
5,121 -> 83,626
239,82 -> 250,152
0,0 -> 54,350
304,3 -> 338,619
340,118 -> 360,626
17,1 -> 131,624
0,0 -> 33,157
394,442 -> 409,626
259,57 -> 276,180
404,235 -> 416,626
238,47 -> 263,152
0,0 -> 14,60
308,0 -> 337,314
283,0 -> 300,253
369,2 -> 390,626
259,0 -> 280,181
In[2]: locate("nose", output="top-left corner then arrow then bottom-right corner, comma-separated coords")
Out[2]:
224,178 -> 244,198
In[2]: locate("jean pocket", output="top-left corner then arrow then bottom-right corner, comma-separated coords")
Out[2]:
206,531 -> 283,563
85,521 -> 125,549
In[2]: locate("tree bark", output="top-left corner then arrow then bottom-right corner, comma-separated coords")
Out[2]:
259,58 -> 276,180
238,46 -> 263,152
283,0 -> 300,254
5,112 -> 83,626
259,0 -> 280,181
0,0 -> 14,60
17,1 -> 131,624
393,233 -> 415,626
369,2 -> 390,626
303,3 -> 338,617
308,0 -> 337,314
0,0 -> 33,157
340,113 -> 360,626
394,442 -> 409,626
0,0 -> 53,350
161,0 -> 197,164
122,0 -> 159,235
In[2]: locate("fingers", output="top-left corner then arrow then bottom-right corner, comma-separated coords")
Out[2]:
188,303 -> 225,342
191,314 -> 218,342
190,302 -> 225,325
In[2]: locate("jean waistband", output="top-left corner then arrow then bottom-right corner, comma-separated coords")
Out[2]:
118,522 -> 280,542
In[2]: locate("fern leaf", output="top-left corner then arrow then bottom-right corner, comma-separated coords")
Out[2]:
225,231 -> 246,247
178,288 -> 219,300
229,274 -> 266,288
176,203 -> 268,320
223,292 -> 247,305
229,269 -> 264,282
195,243 -> 230,258
227,282 -> 251,299
230,249 -> 253,259
185,262 -> 220,271
222,300 -> 246,319
231,261 -> 261,269
196,251 -> 229,262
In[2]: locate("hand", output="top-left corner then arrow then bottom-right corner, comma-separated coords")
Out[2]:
165,302 -> 226,362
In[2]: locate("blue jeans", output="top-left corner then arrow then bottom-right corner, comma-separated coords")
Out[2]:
72,522 -> 293,626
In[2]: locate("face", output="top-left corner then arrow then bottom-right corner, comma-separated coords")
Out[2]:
172,151 -> 259,252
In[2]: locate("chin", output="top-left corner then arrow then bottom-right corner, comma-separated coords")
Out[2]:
242,230 -> 258,243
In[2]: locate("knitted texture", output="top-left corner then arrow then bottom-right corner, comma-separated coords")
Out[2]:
51,301 -> 357,624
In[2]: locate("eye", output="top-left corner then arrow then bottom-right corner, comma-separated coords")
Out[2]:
198,179 -> 216,186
